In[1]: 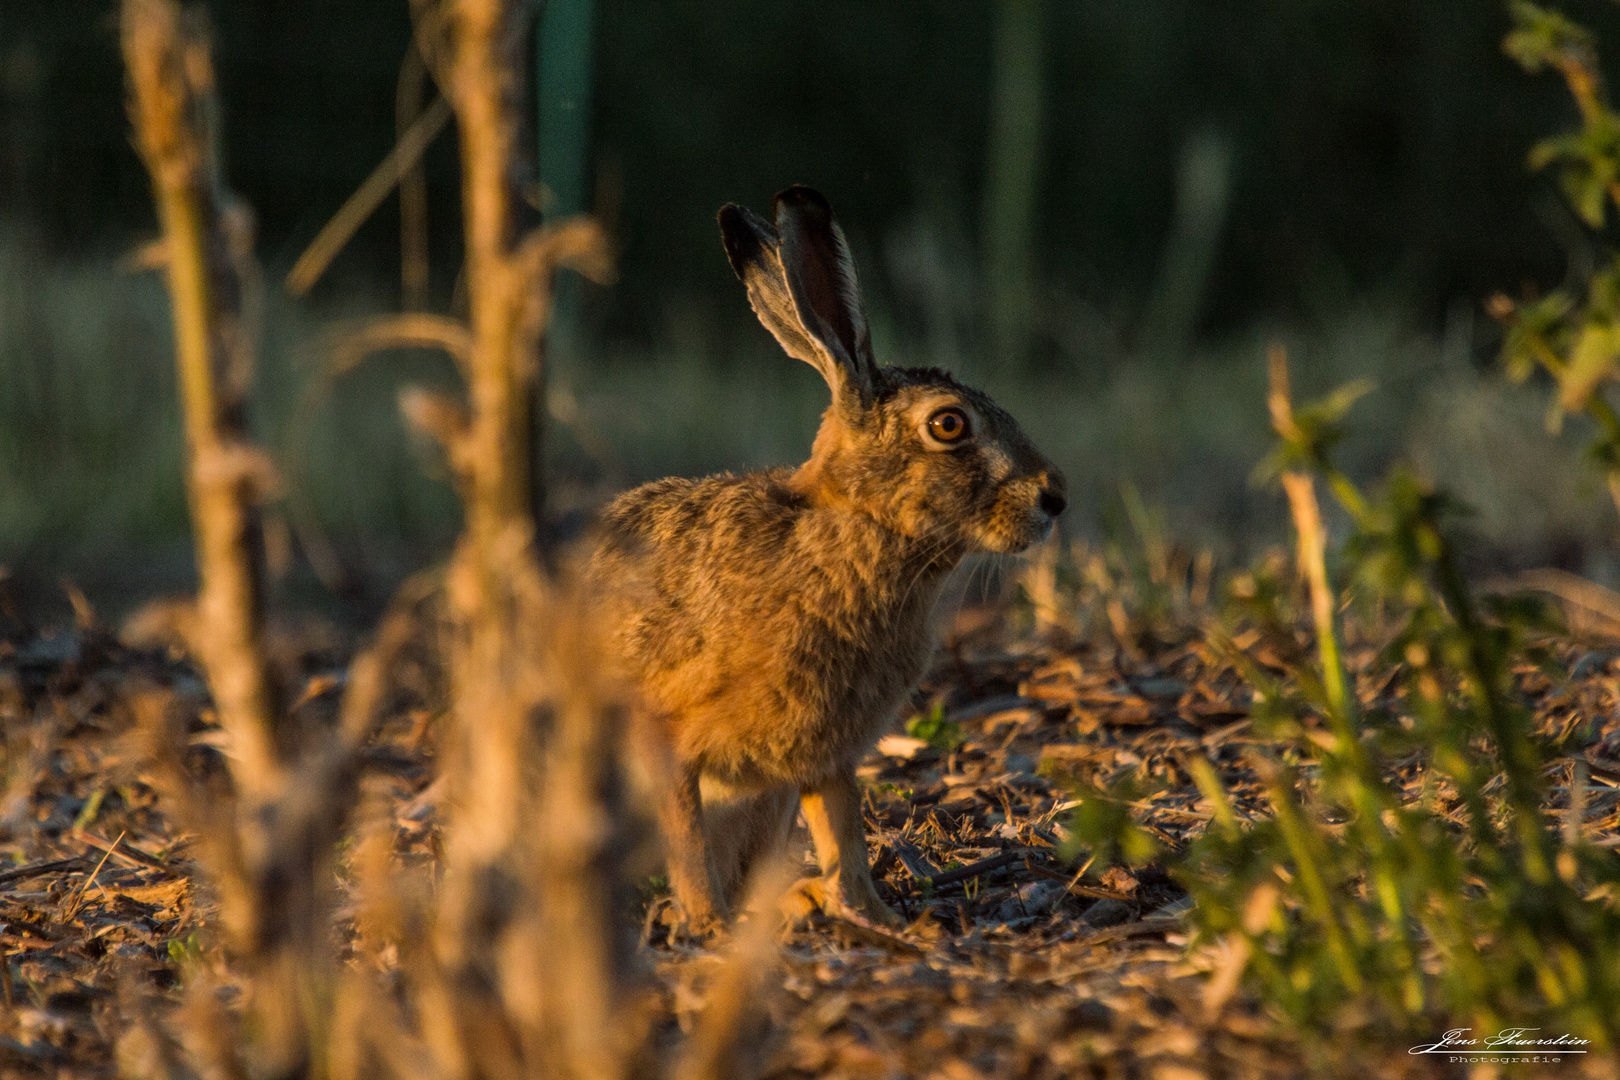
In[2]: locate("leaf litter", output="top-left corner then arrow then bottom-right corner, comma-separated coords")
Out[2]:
1,604 -> 1618,1079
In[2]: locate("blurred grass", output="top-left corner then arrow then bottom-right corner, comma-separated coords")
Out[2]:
0,224 -> 465,582
0,224 -> 185,550
2,219 -> 1615,603
558,296 -> 1620,579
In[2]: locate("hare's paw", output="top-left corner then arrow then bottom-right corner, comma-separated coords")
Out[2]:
783,875 -> 904,929
668,866 -> 731,935
841,881 -> 904,929
867,902 -> 905,930
780,876 -> 827,925
672,898 -> 728,940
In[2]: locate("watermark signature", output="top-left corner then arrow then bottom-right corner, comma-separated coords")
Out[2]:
1409,1028 -> 1590,1063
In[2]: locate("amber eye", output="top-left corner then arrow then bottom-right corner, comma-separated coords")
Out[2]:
926,407 -> 971,444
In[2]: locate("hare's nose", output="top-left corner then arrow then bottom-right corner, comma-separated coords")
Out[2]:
1038,488 -> 1066,518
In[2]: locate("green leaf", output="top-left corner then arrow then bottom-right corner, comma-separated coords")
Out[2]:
1563,163 -> 1611,228
71,788 -> 105,832
166,932 -> 202,967
1254,377 -> 1375,488
1528,132 -> 1586,172
1499,291 -> 1574,382
1505,1 -> 1594,73
1058,777 -> 1162,867
1559,318 -> 1620,412
1301,377 -> 1376,428
905,701 -> 964,751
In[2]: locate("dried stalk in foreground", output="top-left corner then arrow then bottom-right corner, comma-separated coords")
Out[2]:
122,0 -> 282,801
406,4 -> 632,1076
123,5 -> 373,1074
127,1 -> 670,1076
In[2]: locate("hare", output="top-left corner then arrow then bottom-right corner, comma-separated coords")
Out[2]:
589,186 -> 1065,928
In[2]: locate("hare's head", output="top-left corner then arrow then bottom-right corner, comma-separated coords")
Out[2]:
719,186 -> 1065,555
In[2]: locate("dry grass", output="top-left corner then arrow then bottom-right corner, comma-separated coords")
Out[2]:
99,3 -> 648,1078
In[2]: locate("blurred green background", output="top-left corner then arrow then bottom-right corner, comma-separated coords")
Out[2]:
4,0 -> 1620,614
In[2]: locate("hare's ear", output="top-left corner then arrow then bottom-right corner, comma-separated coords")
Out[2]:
774,186 -> 880,402
718,188 -> 878,404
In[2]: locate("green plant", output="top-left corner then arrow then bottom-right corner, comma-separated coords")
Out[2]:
906,701 -> 965,751
1494,1 -> 1620,518
1179,349 -> 1620,1042
1056,775 -> 1163,869
166,931 -> 203,967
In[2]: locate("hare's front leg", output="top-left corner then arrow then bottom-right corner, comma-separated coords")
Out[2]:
659,764 -> 728,929
801,771 -> 902,927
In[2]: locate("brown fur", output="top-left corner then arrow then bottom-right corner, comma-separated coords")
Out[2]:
586,187 -> 1064,926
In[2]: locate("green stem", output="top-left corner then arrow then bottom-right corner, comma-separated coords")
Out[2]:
1268,772 -> 1363,994
1432,547 -> 1553,884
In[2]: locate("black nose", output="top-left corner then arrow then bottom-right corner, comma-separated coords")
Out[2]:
1038,489 -> 1066,518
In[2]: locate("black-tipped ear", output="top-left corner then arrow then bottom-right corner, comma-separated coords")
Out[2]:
718,203 -> 774,282
774,186 -> 879,399
717,192 -> 877,403
717,202 -> 825,374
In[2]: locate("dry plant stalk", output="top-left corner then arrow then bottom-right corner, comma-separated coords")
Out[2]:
1266,344 -> 1351,721
398,40 -> 436,310
122,0 -> 282,801
450,0 -> 540,536
408,5 -> 633,1076
127,1 -> 664,1076
283,96 -> 453,298
123,4 -> 372,1074
393,0 -> 612,898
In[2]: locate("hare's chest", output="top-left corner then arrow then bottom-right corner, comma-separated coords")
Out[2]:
811,614 -> 931,720
722,588 -> 939,784
629,508 -> 951,785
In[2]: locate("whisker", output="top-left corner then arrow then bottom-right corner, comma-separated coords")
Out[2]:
895,527 -> 959,619
980,553 -> 1003,606
949,553 -> 990,638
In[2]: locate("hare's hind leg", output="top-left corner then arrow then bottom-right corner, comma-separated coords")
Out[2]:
701,782 -> 798,908
659,765 -> 728,928
800,771 -> 902,927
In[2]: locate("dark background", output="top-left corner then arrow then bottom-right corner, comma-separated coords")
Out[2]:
7,0 -> 1620,615
0,0 -> 1604,351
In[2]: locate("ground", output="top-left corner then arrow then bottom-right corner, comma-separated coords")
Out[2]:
1,599 -> 1618,1079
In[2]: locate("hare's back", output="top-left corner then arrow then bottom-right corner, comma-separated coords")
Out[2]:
589,469 -> 807,654
589,468 -> 809,702
594,469 -> 803,572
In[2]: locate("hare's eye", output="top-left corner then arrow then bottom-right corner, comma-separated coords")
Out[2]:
926,407 -> 971,444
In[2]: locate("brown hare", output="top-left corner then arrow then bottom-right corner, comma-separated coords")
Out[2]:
589,186 -> 1065,928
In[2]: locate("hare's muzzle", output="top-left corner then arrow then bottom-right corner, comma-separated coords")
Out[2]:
1027,469 -> 1067,544
1038,488 -> 1066,519
1035,466 -> 1067,519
